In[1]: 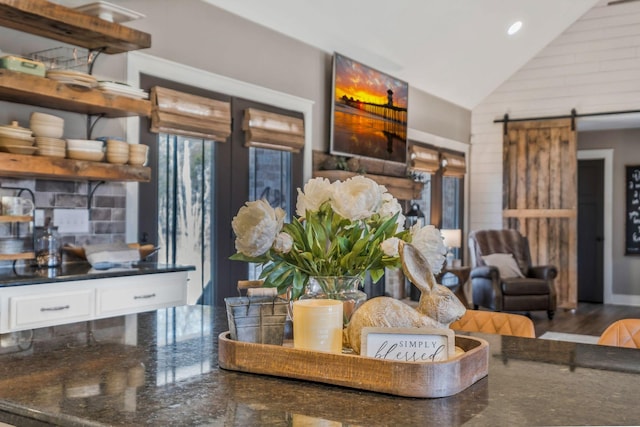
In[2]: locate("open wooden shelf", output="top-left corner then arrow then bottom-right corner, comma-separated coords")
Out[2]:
0,152 -> 151,182
0,252 -> 34,261
0,70 -> 151,118
0,3 -> 152,185
0,215 -> 32,223
0,0 -> 151,54
313,170 -> 423,201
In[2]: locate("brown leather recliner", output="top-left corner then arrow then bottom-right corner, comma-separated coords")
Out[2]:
469,229 -> 557,320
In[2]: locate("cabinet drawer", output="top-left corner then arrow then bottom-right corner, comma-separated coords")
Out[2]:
97,281 -> 186,316
9,290 -> 93,330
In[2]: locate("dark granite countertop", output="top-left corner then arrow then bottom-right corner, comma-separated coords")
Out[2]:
0,262 -> 195,288
0,305 -> 639,426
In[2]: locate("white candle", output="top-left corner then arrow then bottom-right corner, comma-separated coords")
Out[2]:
293,299 -> 343,353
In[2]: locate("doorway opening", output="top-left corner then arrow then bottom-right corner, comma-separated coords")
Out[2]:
577,158 -> 604,303
576,149 -> 613,304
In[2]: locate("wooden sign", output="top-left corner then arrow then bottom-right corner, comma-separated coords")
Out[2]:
361,327 -> 455,362
625,165 -> 640,255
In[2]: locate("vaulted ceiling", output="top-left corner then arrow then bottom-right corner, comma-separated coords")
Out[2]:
202,0 -> 599,110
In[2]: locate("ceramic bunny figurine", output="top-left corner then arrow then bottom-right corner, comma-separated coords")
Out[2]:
344,241 -> 466,354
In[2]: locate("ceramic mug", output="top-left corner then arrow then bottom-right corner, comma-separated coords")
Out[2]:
1,196 -> 34,216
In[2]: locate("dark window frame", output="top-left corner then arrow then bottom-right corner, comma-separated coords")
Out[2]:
138,74 -> 304,306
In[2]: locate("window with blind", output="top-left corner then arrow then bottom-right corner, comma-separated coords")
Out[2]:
138,75 -> 304,306
408,141 -> 465,260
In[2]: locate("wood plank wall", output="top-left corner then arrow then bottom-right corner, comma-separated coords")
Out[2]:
470,0 -> 640,233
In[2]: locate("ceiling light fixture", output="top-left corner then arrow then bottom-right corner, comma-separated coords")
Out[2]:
507,21 -> 522,35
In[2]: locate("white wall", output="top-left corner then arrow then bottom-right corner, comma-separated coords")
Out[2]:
470,0 -> 640,303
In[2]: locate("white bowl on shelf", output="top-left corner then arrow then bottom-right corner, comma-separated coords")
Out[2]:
67,149 -> 105,162
106,139 -> 129,154
1,145 -> 37,155
0,136 -> 34,147
106,152 -> 128,164
30,112 -> 64,127
128,145 -> 148,166
31,122 -> 64,138
73,1 -> 146,23
66,139 -> 104,152
37,146 -> 66,158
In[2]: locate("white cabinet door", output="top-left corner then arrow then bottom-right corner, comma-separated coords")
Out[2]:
96,271 -> 188,317
9,289 -> 94,330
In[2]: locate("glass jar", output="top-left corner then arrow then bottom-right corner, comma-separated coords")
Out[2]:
35,224 -> 61,268
299,276 -> 367,326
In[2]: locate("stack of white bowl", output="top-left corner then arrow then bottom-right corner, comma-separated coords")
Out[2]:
0,238 -> 24,254
106,139 -> 129,164
30,112 -> 66,158
66,139 -> 105,162
0,121 -> 36,154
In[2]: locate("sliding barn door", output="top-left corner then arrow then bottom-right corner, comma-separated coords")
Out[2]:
503,118 -> 577,309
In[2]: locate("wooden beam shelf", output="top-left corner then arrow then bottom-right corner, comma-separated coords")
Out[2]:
313,170 -> 423,201
0,215 -> 31,223
0,252 -> 34,261
0,152 -> 151,182
0,70 -> 151,117
0,0 -> 151,54
0,2 -> 153,185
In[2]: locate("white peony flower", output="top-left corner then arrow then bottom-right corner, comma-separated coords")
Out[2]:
232,199 -> 284,257
296,177 -> 334,217
275,206 -> 286,229
378,192 -> 405,230
381,237 -> 400,257
330,176 -> 383,221
410,224 -> 447,274
273,232 -> 293,254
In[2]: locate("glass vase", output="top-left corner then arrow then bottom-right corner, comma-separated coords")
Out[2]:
35,223 -> 61,268
300,276 -> 367,326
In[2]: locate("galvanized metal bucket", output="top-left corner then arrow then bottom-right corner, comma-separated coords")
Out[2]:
224,282 -> 288,345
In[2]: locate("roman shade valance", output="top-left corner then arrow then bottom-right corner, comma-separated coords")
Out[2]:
408,144 -> 440,174
442,153 -> 466,177
150,86 -> 231,141
243,108 -> 304,152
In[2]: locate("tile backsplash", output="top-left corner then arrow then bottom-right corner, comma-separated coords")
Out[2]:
0,177 -> 127,266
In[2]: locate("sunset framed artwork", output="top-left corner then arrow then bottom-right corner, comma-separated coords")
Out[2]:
330,53 -> 409,164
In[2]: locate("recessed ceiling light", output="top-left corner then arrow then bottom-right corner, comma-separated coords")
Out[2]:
508,21 -> 523,35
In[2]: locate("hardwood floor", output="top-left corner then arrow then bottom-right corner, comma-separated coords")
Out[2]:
526,303 -> 640,337
402,295 -> 640,338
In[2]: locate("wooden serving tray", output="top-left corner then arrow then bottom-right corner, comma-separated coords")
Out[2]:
218,332 -> 489,398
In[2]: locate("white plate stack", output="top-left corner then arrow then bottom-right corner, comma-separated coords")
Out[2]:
0,121 -> 36,155
47,69 -> 98,88
97,81 -> 149,99
35,136 -> 66,158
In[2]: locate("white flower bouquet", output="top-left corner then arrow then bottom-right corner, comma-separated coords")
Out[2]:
231,175 -> 446,299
